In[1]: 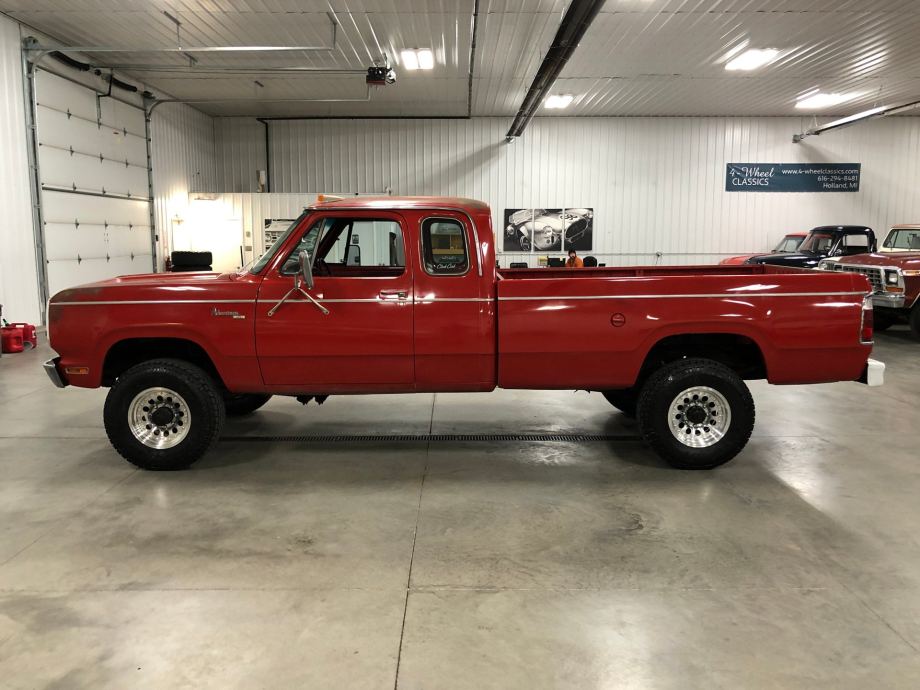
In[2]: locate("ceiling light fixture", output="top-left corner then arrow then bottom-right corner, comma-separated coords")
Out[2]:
417,49 -> 434,69
545,94 -> 574,109
401,49 -> 434,70
725,48 -> 779,71
795,92 -> 855,109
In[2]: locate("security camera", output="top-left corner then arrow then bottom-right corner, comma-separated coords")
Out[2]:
385,69 -> 396,85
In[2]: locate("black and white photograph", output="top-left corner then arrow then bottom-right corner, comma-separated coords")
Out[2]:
503,207 -> 594,252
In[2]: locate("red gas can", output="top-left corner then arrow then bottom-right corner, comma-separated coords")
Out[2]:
1,326 -> 24,354
8,323 -> 37,350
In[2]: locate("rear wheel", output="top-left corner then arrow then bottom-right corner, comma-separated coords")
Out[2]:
601,389 -> 638,417
223,392 -> 272,417
103,359 -> 225,470
636,358 -> 754,470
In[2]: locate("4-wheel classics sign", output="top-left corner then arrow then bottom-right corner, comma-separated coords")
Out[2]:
726,163 -> 861,192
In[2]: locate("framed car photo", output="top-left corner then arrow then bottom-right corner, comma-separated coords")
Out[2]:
503,208 -> 594,252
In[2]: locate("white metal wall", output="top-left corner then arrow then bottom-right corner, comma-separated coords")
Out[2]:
216,115 -> 920,266
0,15 -> 40,325
150,103 -> 218,270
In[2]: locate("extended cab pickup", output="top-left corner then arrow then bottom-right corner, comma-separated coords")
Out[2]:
46,197 -> 884,472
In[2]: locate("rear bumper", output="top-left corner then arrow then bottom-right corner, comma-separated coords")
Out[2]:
43,357 -> 67,388
857,358 -> 885,387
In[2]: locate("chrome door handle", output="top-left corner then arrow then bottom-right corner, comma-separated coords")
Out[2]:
379,289 -> 408,300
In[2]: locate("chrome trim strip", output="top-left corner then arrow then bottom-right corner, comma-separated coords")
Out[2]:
52,300 -> 256,306
415,297 -> 492,302
498,291 -> 867,301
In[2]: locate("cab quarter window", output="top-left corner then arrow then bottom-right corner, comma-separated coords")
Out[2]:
422,218 -> 469,275
281,218 -> 405,276
842,234 -> 868,255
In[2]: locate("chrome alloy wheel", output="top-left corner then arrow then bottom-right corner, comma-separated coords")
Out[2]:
128,387 -> 192,449
667,386 -> 731,448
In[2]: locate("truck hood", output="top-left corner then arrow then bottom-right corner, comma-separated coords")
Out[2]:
49,271 -> 253,305
744,252 -> 823,268
836,252 -> 920,268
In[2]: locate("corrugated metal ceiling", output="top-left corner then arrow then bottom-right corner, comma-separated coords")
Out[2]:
3,0 -> 919,118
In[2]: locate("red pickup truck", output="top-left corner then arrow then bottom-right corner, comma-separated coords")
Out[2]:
45,197 -> 883,472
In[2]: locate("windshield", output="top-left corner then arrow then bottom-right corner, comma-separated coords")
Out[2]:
883,229 -> 920,250
250,213 -> 308,275
772,235 -> 805,253
799,232 -> 835,253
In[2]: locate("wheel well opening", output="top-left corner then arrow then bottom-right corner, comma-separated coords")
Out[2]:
101,338 -> 223,388
641,333 -> 767,383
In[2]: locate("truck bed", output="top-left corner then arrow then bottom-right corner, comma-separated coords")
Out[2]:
496,264 -> 872,390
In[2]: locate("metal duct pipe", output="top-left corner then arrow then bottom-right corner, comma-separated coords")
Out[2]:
506,0 -> 607,139
81,65 -> 367,75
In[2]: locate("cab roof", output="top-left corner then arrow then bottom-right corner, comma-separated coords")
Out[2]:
310,196 -> 490,213
891,224 -> 920,229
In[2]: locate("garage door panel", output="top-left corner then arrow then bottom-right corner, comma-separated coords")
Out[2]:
47,258 -> 110,297
107,224 -> 153,257
37,108 -> 147,163
109,254 -> 153,278
38,146 -> 148,198
36,71 -> 97,121
44,222 -> 108,262
42,191 -> 150,227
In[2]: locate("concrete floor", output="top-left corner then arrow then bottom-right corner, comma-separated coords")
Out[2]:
1,331 -> 920,689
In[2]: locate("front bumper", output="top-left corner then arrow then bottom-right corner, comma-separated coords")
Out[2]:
871,292 -> 906,310
857,358 -> 885,387
43,357 -> 67,388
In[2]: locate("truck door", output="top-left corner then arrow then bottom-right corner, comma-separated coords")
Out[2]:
413,212 -> 495,391
255,211 -> 415,389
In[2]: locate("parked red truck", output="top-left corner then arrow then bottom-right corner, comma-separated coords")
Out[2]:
46,197 -> 884,471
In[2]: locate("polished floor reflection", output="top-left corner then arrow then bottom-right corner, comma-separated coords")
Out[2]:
1,330 -> 920,688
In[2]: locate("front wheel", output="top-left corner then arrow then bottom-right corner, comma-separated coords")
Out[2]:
103,359 -> 225,470
636,358 -> 754,470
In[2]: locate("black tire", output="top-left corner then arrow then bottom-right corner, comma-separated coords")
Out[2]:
519,234 -> 532,252
171,250 -> 213,268
636,358 -> 755,470
601,389 -> 638,417
103,358 -> 225,471
910,304 -> 920,340
873,310 -> 896,332
223,392 -> 272,417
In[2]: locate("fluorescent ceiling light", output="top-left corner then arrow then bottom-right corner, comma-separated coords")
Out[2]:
417,49 -> 434,69
401,49 -> 434,70
401,50 -> 419,70
545,94 -> 574,109
725,48 -> 779,71
796,92 -> 855,109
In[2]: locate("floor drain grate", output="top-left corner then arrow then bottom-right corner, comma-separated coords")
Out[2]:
220,433 -> 642,443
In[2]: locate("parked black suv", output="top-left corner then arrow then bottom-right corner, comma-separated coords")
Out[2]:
744,225 -> 876,269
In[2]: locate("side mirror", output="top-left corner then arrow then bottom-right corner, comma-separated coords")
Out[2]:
298,249 -> 314,290
832,247 -> 844,257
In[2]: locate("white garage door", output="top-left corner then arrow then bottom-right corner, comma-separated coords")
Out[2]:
35,71 -> 153,298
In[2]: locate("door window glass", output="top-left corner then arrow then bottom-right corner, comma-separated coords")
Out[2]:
280,217 -> 404,277
421,218 -> 469,275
